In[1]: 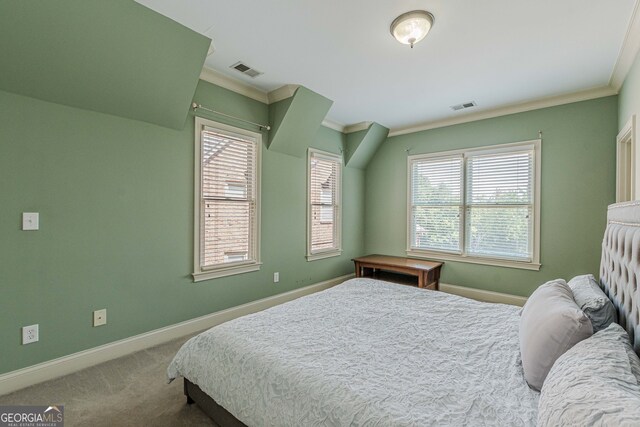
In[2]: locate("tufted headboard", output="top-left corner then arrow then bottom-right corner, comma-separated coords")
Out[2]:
600,201 -> 640,353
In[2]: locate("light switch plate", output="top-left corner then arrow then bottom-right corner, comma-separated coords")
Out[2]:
22,212 -> 39,230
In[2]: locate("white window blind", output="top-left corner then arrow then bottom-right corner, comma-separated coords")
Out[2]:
308,149 -> 342,259
408,140 -> 540,269
193,118 -> 261,281
410,156 -> 463,253
465,150 -> 533,261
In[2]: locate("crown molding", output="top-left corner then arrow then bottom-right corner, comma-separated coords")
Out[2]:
610,0 -> 640,91
267,84 -> 299,104
321,118 -> 346,132
199,70 -> 343,132
388,85 -> 617,137
199,67 -> 268,103
344,121 -> 372,134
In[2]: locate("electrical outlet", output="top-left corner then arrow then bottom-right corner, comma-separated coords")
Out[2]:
273,272 -> 279,283
93,309 -> 107,327
22,212 -> 39,230
22,324 -> 39,345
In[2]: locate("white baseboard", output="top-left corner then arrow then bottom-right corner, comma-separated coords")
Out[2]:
0,273 -> 354,396
440,282 -> 528,306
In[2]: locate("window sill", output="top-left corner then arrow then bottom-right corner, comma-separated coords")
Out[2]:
306,250 -> 342,261
193,262 -> 262,282
406,250 -> 541,271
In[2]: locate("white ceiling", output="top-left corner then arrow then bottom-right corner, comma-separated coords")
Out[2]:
136,0 -> 637,132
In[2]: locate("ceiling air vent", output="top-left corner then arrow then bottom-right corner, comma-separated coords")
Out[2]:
450,101 -> 477,111
230,61 -> 263,78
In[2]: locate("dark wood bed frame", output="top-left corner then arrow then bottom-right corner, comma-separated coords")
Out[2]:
184,378 -> 247,427
183,201 -> 640,427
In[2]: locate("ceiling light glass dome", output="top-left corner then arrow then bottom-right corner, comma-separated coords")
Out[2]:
390,11 -> 434,48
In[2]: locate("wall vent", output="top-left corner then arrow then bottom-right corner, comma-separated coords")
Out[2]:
230,61 -> 263,78
450,101 -> 477,111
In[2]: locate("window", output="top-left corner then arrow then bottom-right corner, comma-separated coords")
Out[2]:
224,253 -> 248,263
224,182 -> 247,199
408,140 -> 541,270
193,118 -> 261,281
307,149 -> 342,260
319,187 -> 333,223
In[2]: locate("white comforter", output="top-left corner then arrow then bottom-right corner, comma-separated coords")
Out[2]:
168,278 -> 539,426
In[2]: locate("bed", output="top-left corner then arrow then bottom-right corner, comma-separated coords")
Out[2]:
168,201 -> 640,426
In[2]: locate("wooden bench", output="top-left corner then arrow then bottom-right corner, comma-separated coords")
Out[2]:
352,254 -> 443,290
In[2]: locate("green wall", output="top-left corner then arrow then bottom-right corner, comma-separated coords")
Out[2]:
0,81 -> 364,374
0,55 -> 624,375
0,0 -> 209,129
364,96 -> 618,297
619,48 -> 640,130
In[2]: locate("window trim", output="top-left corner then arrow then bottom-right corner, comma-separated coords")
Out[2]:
406,139 -> 541,271
192,117 -> 262,282
307,148 -> 343,261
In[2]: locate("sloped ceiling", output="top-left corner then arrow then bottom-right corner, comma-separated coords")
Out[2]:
345,123 -> 389,169
268,87 -> 333,158
0,0 -> 209,129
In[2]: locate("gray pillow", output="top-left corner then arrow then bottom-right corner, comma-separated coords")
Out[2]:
519,279 -> 592,391
568,274 -> 617,332
625,343 -> 640,385
538,323 -> 640,427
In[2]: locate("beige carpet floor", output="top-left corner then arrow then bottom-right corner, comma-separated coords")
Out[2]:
0,336 -> 217,426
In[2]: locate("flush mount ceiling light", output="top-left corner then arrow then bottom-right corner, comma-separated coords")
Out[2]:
390,10 -> 434,48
